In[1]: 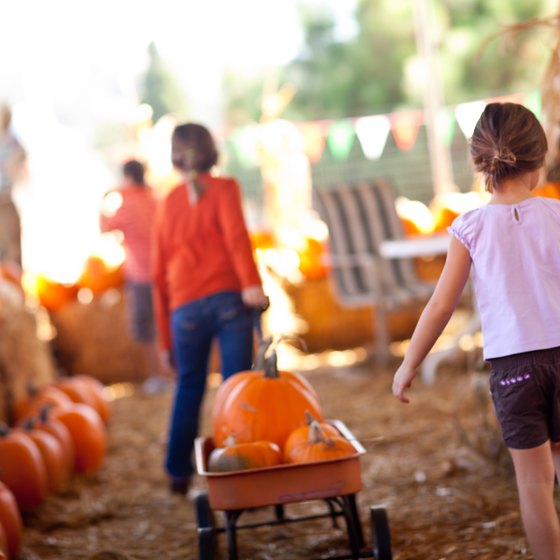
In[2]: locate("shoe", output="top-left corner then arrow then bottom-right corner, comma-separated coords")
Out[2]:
170,477 -> 190,495
142,377 -> 169,395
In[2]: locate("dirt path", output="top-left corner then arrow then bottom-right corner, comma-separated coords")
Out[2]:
19,360 -> 538,559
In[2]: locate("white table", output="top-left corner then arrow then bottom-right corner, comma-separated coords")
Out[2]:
380,234 -> 480,384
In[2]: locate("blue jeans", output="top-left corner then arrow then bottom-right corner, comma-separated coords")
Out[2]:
165,291 -> 254,479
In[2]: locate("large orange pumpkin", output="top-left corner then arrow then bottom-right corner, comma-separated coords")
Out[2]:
50,403 -> 107,476
284,419 -> 355,464
208,439 -> 282,472
211,349 -> 323,448
0,481 -> 23,559
0,426 -> 48,512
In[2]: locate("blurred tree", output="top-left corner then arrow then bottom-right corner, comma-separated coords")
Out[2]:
221,0 -> 551,124
140,42 -> 189,122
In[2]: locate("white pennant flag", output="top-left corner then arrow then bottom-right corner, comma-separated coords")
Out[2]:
455,101 -> 486,139
354,115 -> 391,160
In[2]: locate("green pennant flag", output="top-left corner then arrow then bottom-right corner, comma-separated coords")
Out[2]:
525,90 -> 542,120
327,120 -> 355,160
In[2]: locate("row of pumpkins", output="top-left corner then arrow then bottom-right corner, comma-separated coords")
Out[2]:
207,338 -> 356,472
0,375 -> 110,560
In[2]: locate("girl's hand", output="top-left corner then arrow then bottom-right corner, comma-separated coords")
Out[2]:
392,363 -> 419,404
242,286 -> 269,309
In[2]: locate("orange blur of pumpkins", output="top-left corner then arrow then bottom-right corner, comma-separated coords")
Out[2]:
76,255 -> 124,295
429,192 -> 486,233
298,236 -> 329,281
532,182 -> 560,199
249,229 -> 275,252
34,274 -> 79,312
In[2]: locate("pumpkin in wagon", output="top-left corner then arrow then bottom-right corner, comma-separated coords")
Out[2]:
208,438 -> 282,472
284,417 -> 355,464
211,345 -> 323,449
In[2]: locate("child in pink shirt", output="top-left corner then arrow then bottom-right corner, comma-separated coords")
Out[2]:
393,102 -> 560,559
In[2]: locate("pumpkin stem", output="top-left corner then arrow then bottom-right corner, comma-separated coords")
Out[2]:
0,423 -> 10,437
304,410 -> 316,425
253,336 -> 274,370
309,420 -> 334,447
263,350 -> 280,379
21,417 -> 35,431
224,434 -> 237,447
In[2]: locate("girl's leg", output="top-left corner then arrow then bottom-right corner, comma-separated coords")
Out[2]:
165,302 -> 213,482
551,441 -> 560,483
213,293 -> 254,380
509,441 -> 560,560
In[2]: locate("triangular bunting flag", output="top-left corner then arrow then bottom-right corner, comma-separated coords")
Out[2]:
455,101 -> 486,139
436,108 -> 455,146
354,115 -> 391,160
327,120 -> 355,160
390,111 -> 422,151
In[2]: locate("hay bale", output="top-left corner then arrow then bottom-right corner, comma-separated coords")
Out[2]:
279,275 -> 422,353
0,293 -> 57,424
50,289 -> 149,385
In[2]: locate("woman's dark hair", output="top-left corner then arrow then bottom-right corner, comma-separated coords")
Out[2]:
172,123 -> 218,172
470,102 -> 547,192
122,159 -> 145,185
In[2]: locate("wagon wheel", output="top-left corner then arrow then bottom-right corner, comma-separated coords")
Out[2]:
195,491 -> 216,529
370,506 -> 392,560
198,527 -> 217,560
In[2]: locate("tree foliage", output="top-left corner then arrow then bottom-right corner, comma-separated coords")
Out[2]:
221,0 -> 552,124
140,42 -> 189,123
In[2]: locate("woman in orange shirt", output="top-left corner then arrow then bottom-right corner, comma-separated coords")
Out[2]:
153,123 -> 268,494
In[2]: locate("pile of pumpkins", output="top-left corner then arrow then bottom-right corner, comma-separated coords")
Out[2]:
0,374 -> 110,559
208,339 -> 355,472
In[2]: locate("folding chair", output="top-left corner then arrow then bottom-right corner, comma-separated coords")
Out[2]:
313,179 -> 436,365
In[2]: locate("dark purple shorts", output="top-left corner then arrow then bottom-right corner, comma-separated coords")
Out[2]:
488,347 -> 560,450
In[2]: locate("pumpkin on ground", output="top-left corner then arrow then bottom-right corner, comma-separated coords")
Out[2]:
15,385 -> 73,424
54,377 -> 100,413
18,421 -> 70,493
211,348 -> 323,449
284,418 -> 355,464
50,403 -> 107,476
73,374 -> 111,423
0,481 -> 22,559
0,425 -> 48,512
208,439 -> 282,472
28,407 -> 76,475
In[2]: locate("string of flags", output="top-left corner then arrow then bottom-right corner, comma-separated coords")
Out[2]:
227,90 -> 542,167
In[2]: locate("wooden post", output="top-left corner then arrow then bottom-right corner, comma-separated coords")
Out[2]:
412,0 -> 457,195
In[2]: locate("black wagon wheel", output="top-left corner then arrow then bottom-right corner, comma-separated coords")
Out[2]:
198,527 -> 217,560
370,505 -> 392,560
195,491 -> 216,529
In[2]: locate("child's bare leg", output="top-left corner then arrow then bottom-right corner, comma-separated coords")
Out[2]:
509,441 -> 560,560
551,441 -> 560,484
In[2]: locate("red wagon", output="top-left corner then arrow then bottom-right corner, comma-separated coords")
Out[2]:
194,420 -> 392,559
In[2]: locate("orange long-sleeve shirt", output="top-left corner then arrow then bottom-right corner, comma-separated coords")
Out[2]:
99,185 -> 158,282
152,173 -> 262,350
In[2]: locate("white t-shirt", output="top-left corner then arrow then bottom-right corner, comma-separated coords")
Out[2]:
449,196 -> 560,359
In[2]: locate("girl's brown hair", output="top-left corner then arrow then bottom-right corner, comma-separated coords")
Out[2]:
172,123 -> 218,173
470,102 -> 547,192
